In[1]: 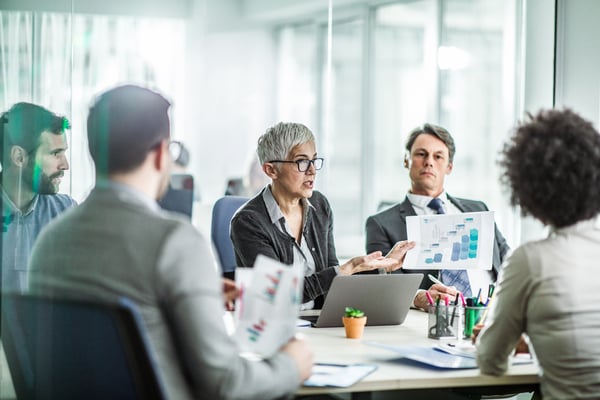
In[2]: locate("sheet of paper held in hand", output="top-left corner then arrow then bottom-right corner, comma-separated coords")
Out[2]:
234,255 -> 304,358
403,211 -> 495,270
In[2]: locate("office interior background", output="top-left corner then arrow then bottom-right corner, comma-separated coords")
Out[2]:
1,0 -> 599,398
0,0 -> 598,258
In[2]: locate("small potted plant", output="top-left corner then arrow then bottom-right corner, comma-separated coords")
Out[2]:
342,307 -> 367,339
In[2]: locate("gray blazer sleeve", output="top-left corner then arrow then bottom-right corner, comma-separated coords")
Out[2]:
365,214 -> 397,256
157,224 -> 300,399
477,247 -> 530,375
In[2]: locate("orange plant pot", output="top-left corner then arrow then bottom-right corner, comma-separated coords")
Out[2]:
342,316 -> 367,339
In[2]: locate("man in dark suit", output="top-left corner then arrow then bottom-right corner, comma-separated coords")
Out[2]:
366,123 -> 509,310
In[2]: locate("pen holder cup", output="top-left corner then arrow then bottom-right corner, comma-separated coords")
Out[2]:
464,306 -> 487,339
427,305 -> 462,340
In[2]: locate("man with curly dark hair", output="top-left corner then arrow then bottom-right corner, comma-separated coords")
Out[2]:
477,108 -> 600,400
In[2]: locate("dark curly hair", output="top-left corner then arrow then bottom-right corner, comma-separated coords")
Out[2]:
499,108 -> 600,228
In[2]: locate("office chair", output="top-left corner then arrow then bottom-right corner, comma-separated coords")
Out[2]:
0,294 -> 168,400
211,195 -> 248,280
158,173 -> 195,219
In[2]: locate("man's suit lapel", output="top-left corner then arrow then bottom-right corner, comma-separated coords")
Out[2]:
396,197 -> 417,240
447,194 -> 467,212
398,197 -> 417,220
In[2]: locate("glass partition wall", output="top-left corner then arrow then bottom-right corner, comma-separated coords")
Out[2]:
276,0 -> 522,255
0,8 -> 185,201
1,1 -> 527,396
0,0 -> 524,252
0,3 -> 186,398
0,2 -> 527,260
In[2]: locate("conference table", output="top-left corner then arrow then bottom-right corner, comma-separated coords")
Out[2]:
296,309 -> 540,399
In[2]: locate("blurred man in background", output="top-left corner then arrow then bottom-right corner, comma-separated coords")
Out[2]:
1,102 -> 76,292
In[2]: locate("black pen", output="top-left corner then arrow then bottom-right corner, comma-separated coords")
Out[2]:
444,297 -> 450,335
450,289 -> 460,326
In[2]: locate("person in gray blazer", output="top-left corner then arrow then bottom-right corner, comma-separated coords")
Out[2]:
27,85 -> 313,400
365,123 -> 510,310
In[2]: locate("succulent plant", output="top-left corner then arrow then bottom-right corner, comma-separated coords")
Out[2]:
344,307 -> 365,318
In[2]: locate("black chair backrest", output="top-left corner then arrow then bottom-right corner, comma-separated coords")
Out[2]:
158,174 -> 195,219
1,294 -> 168,400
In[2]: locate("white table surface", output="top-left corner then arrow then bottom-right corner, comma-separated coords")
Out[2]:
296,309 -> 540,396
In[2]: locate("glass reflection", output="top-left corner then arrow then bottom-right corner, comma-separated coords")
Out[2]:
0,2 -> 522,281
0,0 -> 531,397
325,18 -> 364,235
1,102 -> 75,293
369,0 -> 518,247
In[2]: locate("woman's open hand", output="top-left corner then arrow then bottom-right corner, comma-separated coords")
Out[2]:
339,241 -> 415,275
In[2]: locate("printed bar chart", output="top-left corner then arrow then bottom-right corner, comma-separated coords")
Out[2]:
404,211 -> 494,270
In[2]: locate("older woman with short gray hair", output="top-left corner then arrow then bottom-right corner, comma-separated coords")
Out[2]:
231,122 -> 413,309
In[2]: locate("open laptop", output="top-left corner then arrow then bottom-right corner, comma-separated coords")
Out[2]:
303,273 -> 423,328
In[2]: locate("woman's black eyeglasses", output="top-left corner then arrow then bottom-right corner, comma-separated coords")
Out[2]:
268,158 -> 324,172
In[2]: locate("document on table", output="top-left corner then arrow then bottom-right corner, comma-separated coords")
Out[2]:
434,342 -> 534,366
435,342 -> 477,358
367,342 -> 478,369
303,363 -> 378,387
403,211 -> 495,270
366,341 -> 534,369
296,318 -> 312,327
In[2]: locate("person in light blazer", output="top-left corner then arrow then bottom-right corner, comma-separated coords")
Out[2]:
476,108 -> 600,399
365,123 -> 509,310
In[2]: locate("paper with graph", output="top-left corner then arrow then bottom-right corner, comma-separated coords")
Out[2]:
403,211 -> 494,270
234,255 -> 303,357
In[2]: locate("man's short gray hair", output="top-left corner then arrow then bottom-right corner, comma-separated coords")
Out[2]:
257,122 -> 315,165
405,123 -> 455,162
